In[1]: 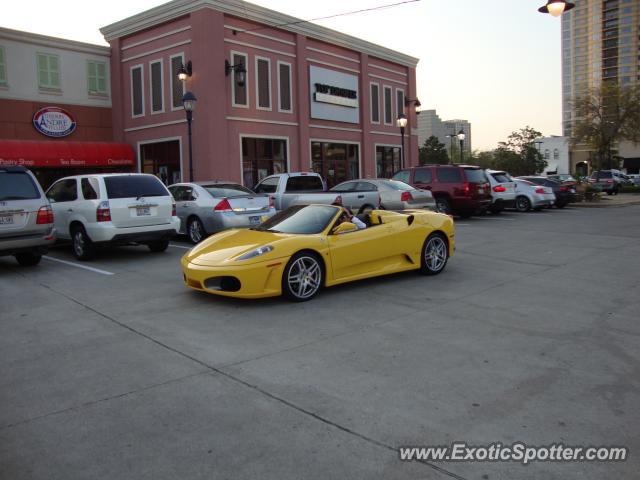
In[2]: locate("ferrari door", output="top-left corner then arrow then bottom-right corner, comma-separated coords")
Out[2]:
327,224 -> 393,281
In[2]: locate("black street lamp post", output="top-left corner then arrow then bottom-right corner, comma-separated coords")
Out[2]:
396,113 -> 408,170
182,91 -> 197,182
458,129 -> 466,164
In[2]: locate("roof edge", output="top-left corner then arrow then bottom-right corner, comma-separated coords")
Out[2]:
99,0 -> 419,68
0,26 -> 110,56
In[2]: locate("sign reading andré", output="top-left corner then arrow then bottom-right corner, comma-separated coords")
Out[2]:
309,66 -> 359,123
33,107 -> 77,138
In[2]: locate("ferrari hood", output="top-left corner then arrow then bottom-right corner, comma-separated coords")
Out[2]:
185,228 -> 288,266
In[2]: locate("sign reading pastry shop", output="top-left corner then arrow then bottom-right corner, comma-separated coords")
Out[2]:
309,65 -> 359,124
33,107 -> 77,138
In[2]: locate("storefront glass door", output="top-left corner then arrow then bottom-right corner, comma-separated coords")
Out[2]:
140,140 -> 181,185
242,138 -> 288,188
311,142 -> 359,189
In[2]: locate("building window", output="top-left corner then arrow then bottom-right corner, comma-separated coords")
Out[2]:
553,149 -> 559,160
396,88 -> 405,118
255,56 -> 271,110
230,52 -> 248,107
0,46 -> 7,86
242,137 -> 287,187
370,83 -> 380,123
149,59 -> 164,113
170,54 -> 185,110
87,60 -> 107,95
383,86 -> 393,125
277,61 -> 292,113
544,149 -> 550,160
130,64 -> 144,117
376,145 -> 400,178
311,142 -> 359,189
37,53 -> 60,90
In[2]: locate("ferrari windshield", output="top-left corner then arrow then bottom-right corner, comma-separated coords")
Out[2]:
253,205 -> 338,234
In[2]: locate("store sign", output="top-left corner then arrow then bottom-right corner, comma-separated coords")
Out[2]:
33,107 -> 77,138
309,66 -> 359,124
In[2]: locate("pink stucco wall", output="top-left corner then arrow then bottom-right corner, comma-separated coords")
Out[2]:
109,7 -> 419,184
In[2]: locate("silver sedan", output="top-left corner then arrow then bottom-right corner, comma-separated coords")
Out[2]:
168,181 -> 276,243
351,179 -> 436,210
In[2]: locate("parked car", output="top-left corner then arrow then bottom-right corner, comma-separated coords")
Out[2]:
0,166 -> 56,266
512,179 -> 555,212
169,181 -> 276,243
627,174 -> 640,186
46,173 -> 179,260
588,170 -> 625,195
253,172 -> 378,212
393,165 -> 492,217
518,176 -> 576,208
547,174 -> 578,187
485,169 -> 516,214
334,178 -> 435,211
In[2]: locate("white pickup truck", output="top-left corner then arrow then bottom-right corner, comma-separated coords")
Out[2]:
253,172 -> 380,212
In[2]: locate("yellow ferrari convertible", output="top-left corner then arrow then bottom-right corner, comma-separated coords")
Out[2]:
181,205 -> 454,301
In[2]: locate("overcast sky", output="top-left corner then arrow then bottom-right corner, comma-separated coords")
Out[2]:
1,0 -> 562,150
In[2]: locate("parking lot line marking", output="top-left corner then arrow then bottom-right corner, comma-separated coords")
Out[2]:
43,256 -> 115,276
455,223 -> 471,226
474,217 -> 515,221
169,243 -> 191,250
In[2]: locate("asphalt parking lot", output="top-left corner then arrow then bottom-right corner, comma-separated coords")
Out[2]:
1,205 -> 639,480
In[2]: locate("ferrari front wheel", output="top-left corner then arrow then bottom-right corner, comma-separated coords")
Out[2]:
282,252 -> 323,301
420,232 -> 448,275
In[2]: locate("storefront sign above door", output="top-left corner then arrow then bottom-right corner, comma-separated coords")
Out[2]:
313,83 -> 358,108
32,107 -> 77,138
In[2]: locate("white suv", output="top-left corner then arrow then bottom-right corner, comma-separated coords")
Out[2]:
485,169 -> 517,214
46,174 -> 179,260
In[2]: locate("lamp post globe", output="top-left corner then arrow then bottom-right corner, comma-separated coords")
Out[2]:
457,130 -> 466,164
396,114 -> 408,170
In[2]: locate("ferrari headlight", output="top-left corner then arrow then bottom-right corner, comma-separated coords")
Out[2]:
237,245 -> 273,261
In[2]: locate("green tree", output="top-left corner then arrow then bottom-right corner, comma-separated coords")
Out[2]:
419,136 -> 450,165
497,126 -> 547,175
572,83 -> 640,171
467,150 -> 495,169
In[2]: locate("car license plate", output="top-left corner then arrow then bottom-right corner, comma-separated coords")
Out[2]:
478,188 -> 484,194
0,215 -> 13,225
136,207 -> 151,216
570,188 -> 576,193
249,216 -> 260,225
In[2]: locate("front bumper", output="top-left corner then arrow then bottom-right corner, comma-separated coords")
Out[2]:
181,255 -> 287,299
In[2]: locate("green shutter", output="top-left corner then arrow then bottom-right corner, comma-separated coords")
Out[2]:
49,55 -> 59,88
0,47 -> 5,83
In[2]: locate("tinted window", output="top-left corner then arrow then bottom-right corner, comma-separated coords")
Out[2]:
104,176 -> 168,199
377,180 -> 414,191
391,170 -> 410,183
330,182 -> 357,192
253,205 -> 338,234
436,168 -> 462,183
463,168 -> 488,183
285,176 -> 324,192
203,184 -> 253,197
414,169 -> 432,183
254,177 -> 279,194
356,182 -> 377,191
0,171 -> 40,201
81,178 -> 98,200
47,179 -> 77,203
592,171 -> 612,179
491,173 -> 511,183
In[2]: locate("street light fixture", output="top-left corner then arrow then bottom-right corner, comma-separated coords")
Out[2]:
396,113 -> 408,170
224,60 -> 247,87
177,61 -> 192,82
457,130 -> 466,164
182,91 -> 197,182
538,0 -> 575,17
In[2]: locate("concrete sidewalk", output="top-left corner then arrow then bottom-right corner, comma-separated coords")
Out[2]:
571,193 -> 640,208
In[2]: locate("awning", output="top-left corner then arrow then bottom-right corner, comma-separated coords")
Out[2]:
0,140 -> 135,168
623,158 -> 640,169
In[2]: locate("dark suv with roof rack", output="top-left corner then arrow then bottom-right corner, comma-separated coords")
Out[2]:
392,165 -> 491,217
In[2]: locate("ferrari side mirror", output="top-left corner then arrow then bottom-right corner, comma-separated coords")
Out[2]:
332,222 -> 358,235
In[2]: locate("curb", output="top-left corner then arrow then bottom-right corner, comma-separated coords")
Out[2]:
570,200 -> 640,208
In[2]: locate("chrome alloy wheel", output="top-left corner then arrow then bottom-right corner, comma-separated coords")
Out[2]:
73,230 -> 85,257
287,256 -> 322,299
424,235 -> 447,273
188,219 -> 204,243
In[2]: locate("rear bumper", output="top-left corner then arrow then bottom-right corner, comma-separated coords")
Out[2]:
452,198 -> 492,211
531,195 -> 555,208
203,209 -> 276,234
491,198 -> 516,209
0,228 -> 56,257
86,218 -> 180,243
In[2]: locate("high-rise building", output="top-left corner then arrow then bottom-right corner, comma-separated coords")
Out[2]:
416,111 -> 472,161
561,0 -> 640,173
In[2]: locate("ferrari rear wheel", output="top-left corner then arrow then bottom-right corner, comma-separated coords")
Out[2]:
420,232 -> 448,275
282,252 -> 323,301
